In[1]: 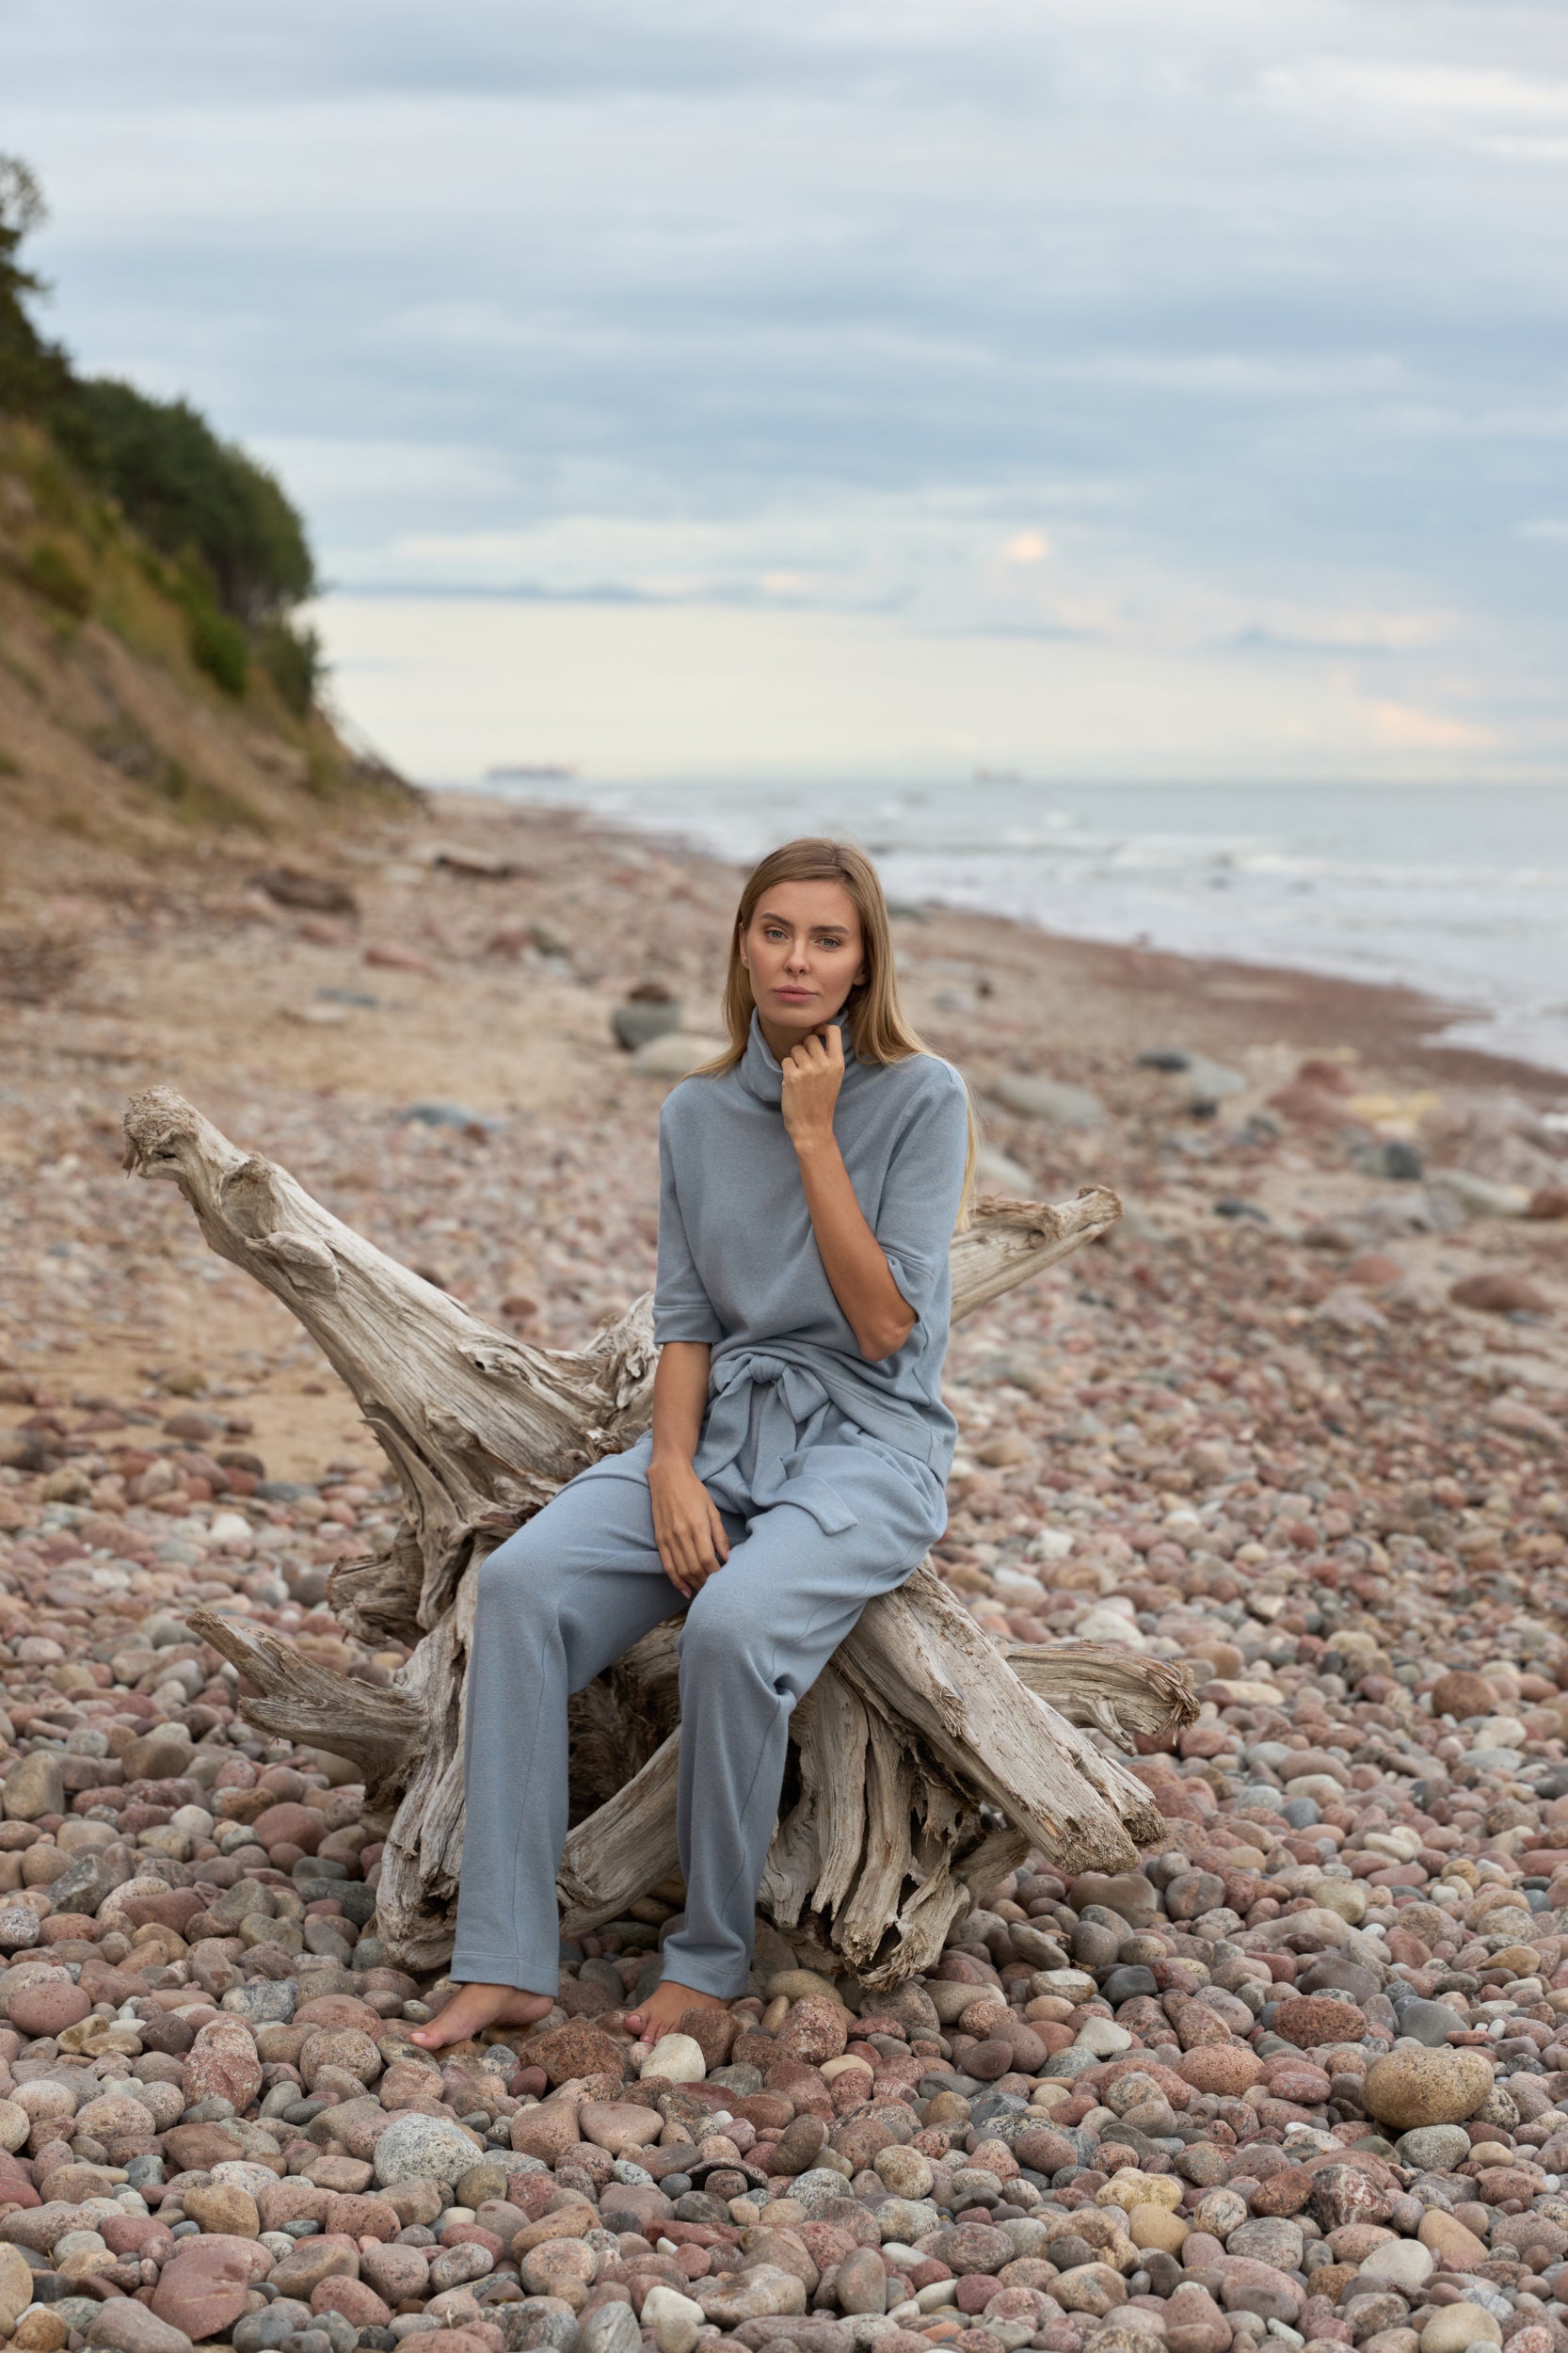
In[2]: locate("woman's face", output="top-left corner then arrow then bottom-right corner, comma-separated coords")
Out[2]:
741,879 -> 866,1045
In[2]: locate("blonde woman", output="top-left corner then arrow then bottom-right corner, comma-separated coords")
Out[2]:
412,838 -> 975,2054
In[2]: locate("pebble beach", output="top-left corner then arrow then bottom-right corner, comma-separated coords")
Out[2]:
2,795 -> 1568,2353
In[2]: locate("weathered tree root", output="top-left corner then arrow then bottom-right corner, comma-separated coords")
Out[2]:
125,1085 -> 1190,1981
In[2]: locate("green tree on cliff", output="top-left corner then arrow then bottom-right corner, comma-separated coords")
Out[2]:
0,151 -> 320,697
0,155 -> 71,415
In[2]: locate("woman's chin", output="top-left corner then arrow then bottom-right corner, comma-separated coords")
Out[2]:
767,998 -> 841,1031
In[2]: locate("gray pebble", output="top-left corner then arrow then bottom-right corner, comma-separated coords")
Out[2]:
1398,1998 -> 1469,2048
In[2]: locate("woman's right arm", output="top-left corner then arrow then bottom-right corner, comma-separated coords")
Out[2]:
648,1341 -> 730,1598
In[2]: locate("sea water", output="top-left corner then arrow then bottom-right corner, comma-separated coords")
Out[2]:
456,776 -> 1568,1077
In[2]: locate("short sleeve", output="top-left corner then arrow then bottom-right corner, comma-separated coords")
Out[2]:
652,1107 -> 724,1345
876,1063 -> 971,1321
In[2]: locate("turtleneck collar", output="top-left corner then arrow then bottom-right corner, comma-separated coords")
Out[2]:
737,1005 -> 856,1107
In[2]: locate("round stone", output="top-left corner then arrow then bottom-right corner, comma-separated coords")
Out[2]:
776,1997 -> 850,2066
1429,1672 -> 1497,1721
837,2246 -> 888,2315
1272,1995 -> 1367,2048
1176,2046 -> 1263,2097
298,2028 -> 381,2089
637,2033 -> 706,2084
373,2112 -> 483,2188
642,2284 -> 703,2353
1420,2304 -> 1503,2353
182,2019 -> 264,2110
1358,2241 -> 1433,2296
8,1979 -> 92,2038
1362,2047 -> 1494,2131
1396,2125 -> 1474,2172
1128,2204 -> 1188,2254
1397,1999 -> 1468,2049
184,2182 -> 261,2238
875,2146 -> 935,2200
150,2241 -> 254,2343
0,1906 -> 40,1952
1227,2219 -> 1302,2270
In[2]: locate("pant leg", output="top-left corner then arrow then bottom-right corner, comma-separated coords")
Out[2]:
661,1489 -> 926,1998
450,1463 -> 686,1993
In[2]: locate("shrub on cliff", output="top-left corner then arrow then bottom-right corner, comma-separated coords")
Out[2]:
259,616 -> 324,717
185,599 -> 250,696
53,378 -> 314,624
1,152 -> 319,675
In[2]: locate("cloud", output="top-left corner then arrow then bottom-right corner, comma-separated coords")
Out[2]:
8,0 -> 1565,776
1230,607 -> 1456,657
1369,699 -> 1496,751
1264,57 -> 1568,148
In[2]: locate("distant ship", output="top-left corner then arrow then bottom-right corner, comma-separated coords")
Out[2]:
486,763 -> 577,781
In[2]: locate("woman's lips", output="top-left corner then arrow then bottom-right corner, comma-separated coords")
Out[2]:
774,988 -> 813,1002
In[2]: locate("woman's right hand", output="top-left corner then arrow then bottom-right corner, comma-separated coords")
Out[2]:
648,1457 -> 730,1599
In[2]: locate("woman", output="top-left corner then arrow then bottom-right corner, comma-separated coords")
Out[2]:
411,836 -> 975,2054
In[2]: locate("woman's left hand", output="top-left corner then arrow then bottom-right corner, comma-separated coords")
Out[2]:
780,1024 -> 845,1152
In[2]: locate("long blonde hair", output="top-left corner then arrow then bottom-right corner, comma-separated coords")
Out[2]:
698,836 -> 978,1228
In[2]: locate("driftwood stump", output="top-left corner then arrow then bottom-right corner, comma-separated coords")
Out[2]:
122,1086 -> 1192,1986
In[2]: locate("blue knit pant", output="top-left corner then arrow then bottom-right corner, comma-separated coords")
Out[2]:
450,1363 -> 945,1998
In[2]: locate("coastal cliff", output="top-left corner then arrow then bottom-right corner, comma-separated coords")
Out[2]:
0,152 -> 412,926
0,417 -> 410,892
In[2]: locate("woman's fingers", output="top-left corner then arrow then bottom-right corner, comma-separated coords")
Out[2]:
654,1516 -> 696,1595
678,1523 -> 712,1593
652,1466 -> 732,1597
656,1508 -> 727,1597
786,1032 -> 830,1073
657,1542 -> 693,1598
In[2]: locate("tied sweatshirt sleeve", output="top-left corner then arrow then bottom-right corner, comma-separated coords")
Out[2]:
653,1100 -> 725,1345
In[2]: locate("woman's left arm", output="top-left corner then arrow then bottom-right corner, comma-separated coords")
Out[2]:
781,1028 -> 932,1362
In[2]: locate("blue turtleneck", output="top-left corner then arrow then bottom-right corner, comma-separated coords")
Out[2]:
652,1007 -> 970,1476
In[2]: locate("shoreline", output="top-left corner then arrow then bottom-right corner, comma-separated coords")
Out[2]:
3,782 -> 1565,1466
563,797 -> 1568,1107
458,786 -> 1568,1103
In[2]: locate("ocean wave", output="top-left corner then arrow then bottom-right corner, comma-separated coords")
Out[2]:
455,771 -> 1568,1075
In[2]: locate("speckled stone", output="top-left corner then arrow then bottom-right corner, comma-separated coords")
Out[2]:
373,2110 -> 486,2187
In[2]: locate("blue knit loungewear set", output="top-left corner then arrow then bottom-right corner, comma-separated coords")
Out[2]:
450,1007 -> 970,2000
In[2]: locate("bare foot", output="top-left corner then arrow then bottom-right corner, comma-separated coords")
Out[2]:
625,1979 -> 732,2046
407,1982 -> 554,2053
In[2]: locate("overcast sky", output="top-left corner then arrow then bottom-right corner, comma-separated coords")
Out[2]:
9,0 -> 1568,782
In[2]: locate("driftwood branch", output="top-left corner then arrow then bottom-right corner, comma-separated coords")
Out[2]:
124,1084 -> 1181,1984
184,1607 -> 420,1803
1005,1641 -> 1199,1745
